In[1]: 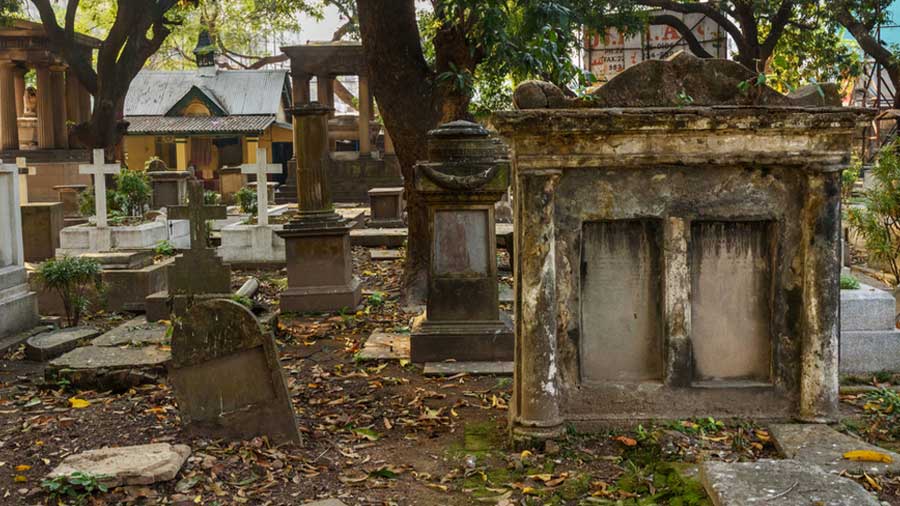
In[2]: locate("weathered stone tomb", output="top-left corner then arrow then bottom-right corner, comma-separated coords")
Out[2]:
493,53 -> 872,439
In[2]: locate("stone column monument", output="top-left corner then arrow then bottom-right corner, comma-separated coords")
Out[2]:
409,121 -> 513,363
0,159 -> 38,338
277,103 -> 360,312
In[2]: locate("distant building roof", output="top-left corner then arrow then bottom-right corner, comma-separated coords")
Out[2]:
124,69 -> 290,117
124,115 -> 276,135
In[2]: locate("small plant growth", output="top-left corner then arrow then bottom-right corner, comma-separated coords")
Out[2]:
204,190 -> 222,205
154,240 -> 176,257
35,256 -> 101,327
77,167 -> 151,224
41,471 -> 109,505
841,274 -> 861,290
848,141 -> 900,285
234,186 -> 258,215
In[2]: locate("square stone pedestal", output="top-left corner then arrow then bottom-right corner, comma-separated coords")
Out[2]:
21,202 -> 63,262
368,187 -> 405,228
0,265 -> 39,338
53,184 -> 88,227
149,171 -> 190,209
86,251 -> 172,313
218,166 -> 244,204
278,220 -> 361,313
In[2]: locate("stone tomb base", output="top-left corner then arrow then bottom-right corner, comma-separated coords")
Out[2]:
21,202 -> 63,262
840,281 -> 900,374
58,220 -> 189,256
0,265 -> 39,338
279,221 -> 361,313
410,315 -> 514,363
219,224 -> 286,266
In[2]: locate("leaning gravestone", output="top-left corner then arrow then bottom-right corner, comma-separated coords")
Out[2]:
169,299 -> 301,443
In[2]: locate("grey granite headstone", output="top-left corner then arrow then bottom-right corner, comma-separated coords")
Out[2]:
169,299 -> 301,443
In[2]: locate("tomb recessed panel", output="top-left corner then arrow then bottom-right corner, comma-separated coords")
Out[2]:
580,220 -> 663,383
433,210 -> 489,276
691,221 -> 772,383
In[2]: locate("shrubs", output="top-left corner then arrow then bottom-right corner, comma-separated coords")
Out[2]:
35,256 -> 101,327
840,274 -> 861,290
234,186 -> 258,215
848,141 -> 900,285
77,167 -> 151,223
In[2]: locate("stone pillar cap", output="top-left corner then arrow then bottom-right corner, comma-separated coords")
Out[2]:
288,102 -> 333,116
426,120 -> 505,163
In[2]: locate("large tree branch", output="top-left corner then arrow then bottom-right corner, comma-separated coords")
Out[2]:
836,2 -> 900,106
30,0 -> 98,94
638,0 -> 745,51
760,0 -> 796,58
649,13 -> 714,58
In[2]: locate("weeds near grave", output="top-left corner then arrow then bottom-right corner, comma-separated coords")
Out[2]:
41,471 -> 109,505
862,388 -> 900,439
35,256 -> 102,327
235,186 -> 258,215
366,291 -> 386,308
230,294 -> 253,309
112,168 -> 151,217
154,240 -> 176,257
670,417 -> 724,436
203,190 -> 222,205
841,274 -> 861,289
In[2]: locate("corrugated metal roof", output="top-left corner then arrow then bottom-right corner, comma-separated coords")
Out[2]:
124,69 -> 288,116
124,115 -> 275,135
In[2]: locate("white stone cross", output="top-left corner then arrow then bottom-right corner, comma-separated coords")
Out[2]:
0,159 -> 23,267
79,148 -> 121,228
240,148 -> 282,226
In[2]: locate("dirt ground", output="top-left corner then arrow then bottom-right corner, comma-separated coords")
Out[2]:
2,248 -> 900,505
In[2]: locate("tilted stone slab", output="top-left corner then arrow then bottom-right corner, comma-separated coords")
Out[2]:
46,345 -> 170,391
169,299 -> 301,443
368,249 -> 403,261
48,443 -> 190,488
92,316 -> 168,347
25,327 -> 101,361
700,459 -> 878,506
302,500 -> 348,506
770,424 -> 900,476
423,361 -> 513,376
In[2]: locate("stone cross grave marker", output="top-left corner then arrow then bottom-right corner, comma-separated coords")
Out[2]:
166,179 -> 230,295
168,179 -> 226,253
0,159 -> 23,267
170,298 -> 301,443
78,149 -> 121,228
240,148 -> 282,226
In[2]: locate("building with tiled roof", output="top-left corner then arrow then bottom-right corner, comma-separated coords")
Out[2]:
122,30 -> 293,193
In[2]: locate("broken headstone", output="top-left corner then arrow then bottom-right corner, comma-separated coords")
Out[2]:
48,443 -> 190,488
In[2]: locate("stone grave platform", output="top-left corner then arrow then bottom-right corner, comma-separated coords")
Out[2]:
25,326 -> 101,361
700,460 -> 878,506
423,361 -> 513,376
87,251 -> 172,313
91,315 -> 168,346
57,219 -> 189,256
46,344 -> 170,390
840,282 -> 900,374
369,249 -> 403,261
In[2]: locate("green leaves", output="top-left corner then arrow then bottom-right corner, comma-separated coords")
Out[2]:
35,256 -> 102,327
41,471 -> 110,505
235,186 -> 258,216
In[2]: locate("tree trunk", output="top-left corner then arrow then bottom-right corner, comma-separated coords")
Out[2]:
358,0 -> 472,304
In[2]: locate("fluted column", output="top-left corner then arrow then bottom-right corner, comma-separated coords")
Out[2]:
49,65 -> 67,148
293,103 -> 333,214
35,65 -> 55,149
12,66 -> 24,118
65,69 -> 81,124
0,62 -> 19,150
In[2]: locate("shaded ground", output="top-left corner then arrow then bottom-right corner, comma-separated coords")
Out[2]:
1,248 -> 899,505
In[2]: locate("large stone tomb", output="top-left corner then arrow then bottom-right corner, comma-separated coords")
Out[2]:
0,159 -> 38,337
169,299 -> 301,443
493,53 -> 872,439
